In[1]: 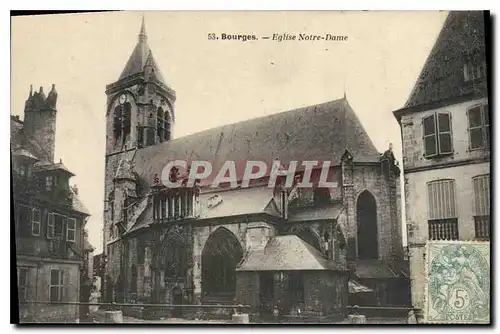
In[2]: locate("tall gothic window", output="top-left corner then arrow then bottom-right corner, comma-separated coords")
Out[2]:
137,124 -> 144,147
157,108 -> 166,142
122,103 -> 131,144
146,113 -> 155,146
113,106 -> 122,140
165,109 -> 172,141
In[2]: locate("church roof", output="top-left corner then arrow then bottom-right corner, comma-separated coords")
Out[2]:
288,202 -> 344,223
134,98 -> 381,187
236,235 -> 347,271
200,187 -> 275,219
403,11 -> 488,109
118,16 -> 166,84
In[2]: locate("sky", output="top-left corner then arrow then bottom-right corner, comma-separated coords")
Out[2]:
11,11 -> 448,253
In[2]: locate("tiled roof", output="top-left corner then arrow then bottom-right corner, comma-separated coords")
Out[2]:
118,18 -> 166,84
83,239 -> 95,252
134,98 -> 381,187
355,260 -> 398,279
200,187 -> 275,219
349,279 -> 374,293
236,235 -> 347,272
288,202 -> 344,222
404,11 -> 488,109
12,148 -> 39,162
70,187 -> 90,215
33,162 -> 75,176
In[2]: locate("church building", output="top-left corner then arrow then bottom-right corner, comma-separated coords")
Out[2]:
103,18 -> 409,321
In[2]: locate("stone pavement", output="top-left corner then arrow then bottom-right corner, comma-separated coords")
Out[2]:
90,309 -> 229,324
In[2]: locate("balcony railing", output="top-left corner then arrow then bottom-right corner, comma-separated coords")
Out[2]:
474,216 -> 490,240
16,237 -> 79,260
428,219 -> 459,241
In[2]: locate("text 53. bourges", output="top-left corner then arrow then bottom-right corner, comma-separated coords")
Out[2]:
207,33 -> 348,42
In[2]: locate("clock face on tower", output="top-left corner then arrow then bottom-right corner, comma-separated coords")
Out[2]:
119,94 -> 127,105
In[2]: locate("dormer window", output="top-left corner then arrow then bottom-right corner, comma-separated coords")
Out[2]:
464,61 -> 487,82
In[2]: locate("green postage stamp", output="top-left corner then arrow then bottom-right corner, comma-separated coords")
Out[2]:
424,241 -> 490,324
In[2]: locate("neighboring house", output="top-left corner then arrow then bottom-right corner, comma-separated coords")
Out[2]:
12,85 -> 91,323
393,11 -> 490,316
102,17 -> 409,321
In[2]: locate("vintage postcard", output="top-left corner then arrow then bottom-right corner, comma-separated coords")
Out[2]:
11,10 -> 490,324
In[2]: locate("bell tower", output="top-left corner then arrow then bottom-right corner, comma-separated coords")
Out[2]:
103,15 -> 176,257
105,15 -> 176,156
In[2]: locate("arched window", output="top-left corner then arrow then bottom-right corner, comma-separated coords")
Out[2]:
356,190 -> 378,260
157,108 -> 165,142
130,265 -> 137,295
146,113 -> 155,146
202,228 -> 243,301
122,103 -> 132,142
165,110 -> 172,141
113,106 -> 122,140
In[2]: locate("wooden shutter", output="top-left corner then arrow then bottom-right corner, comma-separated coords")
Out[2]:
473,175 -> 490,216
63,269 -> 70,302
468,106 -> 484,149
427,180 -> 457,220
47,213 -> 55,238
437,113 -> 453,154
423,114 -> 438,157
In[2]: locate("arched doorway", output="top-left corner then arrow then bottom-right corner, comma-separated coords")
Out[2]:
201,228 -> 243,302
356,190 -> 379,260
172,286 -> 183,317
152,232 -> 189,303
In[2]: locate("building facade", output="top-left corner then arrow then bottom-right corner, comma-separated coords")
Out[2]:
12,85 -> 92,323
393,11 -> 490,315
102,18 -> 410,320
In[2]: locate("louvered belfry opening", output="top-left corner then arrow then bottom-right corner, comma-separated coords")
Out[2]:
356,190 -> 379,260
201,228 -> 243,302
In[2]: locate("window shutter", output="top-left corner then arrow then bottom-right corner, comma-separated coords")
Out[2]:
473,175 -> 490,216
427,180 -> 457,220
437,112 -> 453,154
47,213 -> 55,239
468,106 -> 485,150
63,270 -> 70,302
423,114 -> 438,157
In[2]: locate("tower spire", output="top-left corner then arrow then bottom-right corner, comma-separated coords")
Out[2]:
139,14 -> 147,43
